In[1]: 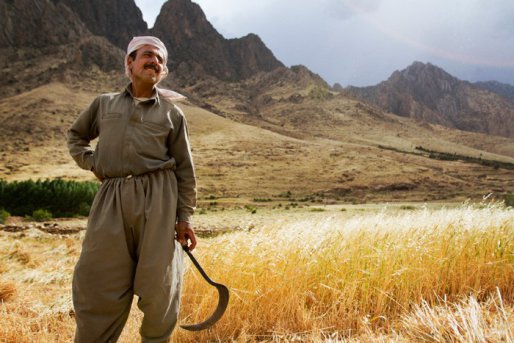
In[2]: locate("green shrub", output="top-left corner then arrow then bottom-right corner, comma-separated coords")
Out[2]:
0,208 -> 9,224
0,178 -> 98,218
31,209 -> 52,222
77,202 -> 92,216
277,191 -> 292,198
253,198 -> 272,202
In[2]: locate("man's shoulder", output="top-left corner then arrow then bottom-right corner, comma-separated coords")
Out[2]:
157,88 -> 186,101
163,102 -> 186,122
156,89 -> 188,120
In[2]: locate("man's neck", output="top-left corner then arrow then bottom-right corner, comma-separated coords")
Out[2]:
130,81 -> 156,98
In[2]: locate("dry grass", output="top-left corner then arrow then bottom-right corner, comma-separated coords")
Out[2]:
0,203 -> 512,342
174,203 -> 513,342
0,282 -> 16,302
400,291 -> 513,342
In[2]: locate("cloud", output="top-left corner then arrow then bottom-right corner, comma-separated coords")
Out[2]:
138,0 -> 514,86
324,0 -> 382,21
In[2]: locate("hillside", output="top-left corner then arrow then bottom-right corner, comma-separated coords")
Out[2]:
1,81 -> 512,204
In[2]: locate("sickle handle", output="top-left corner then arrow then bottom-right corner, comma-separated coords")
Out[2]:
182,245 -> 219,286
180,245 -> 230,331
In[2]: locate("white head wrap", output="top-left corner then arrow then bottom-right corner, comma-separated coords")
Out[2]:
125,36 -> 169,78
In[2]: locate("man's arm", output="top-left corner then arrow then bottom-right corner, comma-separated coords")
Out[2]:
168,106 -> 197,250
167,106 -> 197,223
67,97 -> 100,171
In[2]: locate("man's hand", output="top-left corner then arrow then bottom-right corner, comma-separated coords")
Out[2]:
175,221 -> 197,251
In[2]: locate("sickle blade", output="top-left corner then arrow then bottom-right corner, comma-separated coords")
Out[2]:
180,246 -> 230,331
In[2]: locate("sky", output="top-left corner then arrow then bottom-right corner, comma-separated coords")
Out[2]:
134,0 -> 514,87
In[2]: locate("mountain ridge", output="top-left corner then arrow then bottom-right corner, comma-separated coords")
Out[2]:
474,80 -> 514,104
344,61 -> 514,138
54,0 -> 148,49
151,0 -> 284,82
0,0 -> 285,98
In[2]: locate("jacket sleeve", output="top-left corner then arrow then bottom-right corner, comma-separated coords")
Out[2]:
67,97 -> 100,171
168,105 -> 197,223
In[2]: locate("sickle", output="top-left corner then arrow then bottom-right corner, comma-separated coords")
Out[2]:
180,245 -> 230,331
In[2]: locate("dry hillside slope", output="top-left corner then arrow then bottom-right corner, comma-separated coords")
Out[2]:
0,82 -> 512,204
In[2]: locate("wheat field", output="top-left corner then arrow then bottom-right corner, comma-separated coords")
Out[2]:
0,203 -> 512,342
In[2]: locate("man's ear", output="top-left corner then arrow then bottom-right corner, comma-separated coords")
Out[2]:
127,56 -> 134,74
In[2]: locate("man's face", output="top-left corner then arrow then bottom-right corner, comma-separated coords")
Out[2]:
127,44 -> 166,85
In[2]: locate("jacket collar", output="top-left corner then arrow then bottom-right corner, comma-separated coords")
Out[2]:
124,83 -> 159,105
124,83 -> 187,104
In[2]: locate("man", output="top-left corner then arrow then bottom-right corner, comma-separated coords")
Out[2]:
67,36 -> 197,343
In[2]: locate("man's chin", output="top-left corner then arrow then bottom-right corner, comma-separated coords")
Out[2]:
140,75 -> 161,85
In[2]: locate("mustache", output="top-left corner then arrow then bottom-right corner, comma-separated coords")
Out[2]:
144,63 -> 160,72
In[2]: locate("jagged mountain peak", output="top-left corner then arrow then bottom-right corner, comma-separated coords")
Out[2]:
404,61 -> 444,73
346,62 -> 514,138
54,0 -> 148,49
389,61 -> 461,92
152,0 -> 284,81
154,0 -> 221,42
0,0 -> 287,90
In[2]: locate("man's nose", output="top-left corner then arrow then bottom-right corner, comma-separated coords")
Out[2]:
148,55 -> 160,64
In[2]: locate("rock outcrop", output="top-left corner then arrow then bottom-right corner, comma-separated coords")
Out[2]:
345,61 -> 514,138
475,80 -> 514,104
0,0 -> 89,48
151,0 -> 284,81
0,0 -> 286,94
55,0 -> 148,48
0,0 -> 125,98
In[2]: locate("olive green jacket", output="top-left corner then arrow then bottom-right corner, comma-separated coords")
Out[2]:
67,85 -> 196,222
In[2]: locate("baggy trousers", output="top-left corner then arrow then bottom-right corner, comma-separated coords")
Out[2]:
72,169 -> 184,343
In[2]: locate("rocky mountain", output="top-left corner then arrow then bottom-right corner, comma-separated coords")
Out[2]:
54,0 -> 148,49
0,0 -> 285,96
0,0 -> 126,98
345,61 -> 514,138
151,0 -> 284,82
474,80 -> 514,104
0,0 -> 87,48
62,0 -> 286,81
